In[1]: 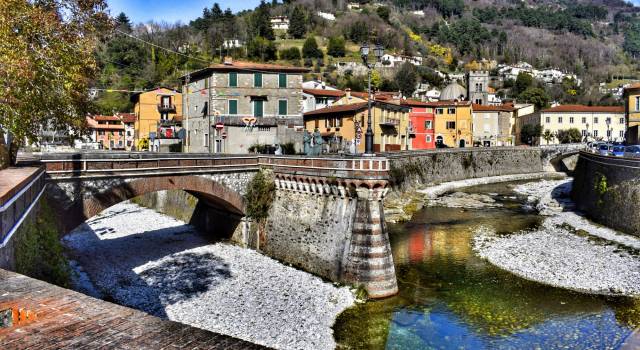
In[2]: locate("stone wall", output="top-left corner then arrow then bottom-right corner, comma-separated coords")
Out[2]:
572,152 -> 640,236
386,147 -> 545,189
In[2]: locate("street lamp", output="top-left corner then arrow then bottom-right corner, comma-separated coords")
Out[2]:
360,43 -> 384,155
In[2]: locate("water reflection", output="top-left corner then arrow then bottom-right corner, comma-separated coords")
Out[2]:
335,182 -> 640,349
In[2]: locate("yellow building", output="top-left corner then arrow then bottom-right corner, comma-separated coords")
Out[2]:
624,84 -> 640,144
427,100 -> 473,147
131,87 -> 182,149
303,91 -> 411,153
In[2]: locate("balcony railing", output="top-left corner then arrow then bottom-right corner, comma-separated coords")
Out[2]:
380,119 -> 400,127
157,104 -> 176,113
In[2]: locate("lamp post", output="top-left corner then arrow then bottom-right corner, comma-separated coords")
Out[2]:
360,43 -> 384,155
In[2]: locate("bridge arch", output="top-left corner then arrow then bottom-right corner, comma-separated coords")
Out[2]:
49,174 -> 246,236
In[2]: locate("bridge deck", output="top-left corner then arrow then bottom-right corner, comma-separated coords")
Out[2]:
0,269 -> 267,349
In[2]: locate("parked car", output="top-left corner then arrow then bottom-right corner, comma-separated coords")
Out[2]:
625,145 -> 640,158
598,144 -> 611,156
611,145 -> 625,157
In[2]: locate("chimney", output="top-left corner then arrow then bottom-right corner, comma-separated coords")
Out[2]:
223,56 -> 233,65
346,88 -> 351,100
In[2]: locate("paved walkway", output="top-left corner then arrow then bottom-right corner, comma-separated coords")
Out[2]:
0,269 -> 268,349
0,167 -> 42,204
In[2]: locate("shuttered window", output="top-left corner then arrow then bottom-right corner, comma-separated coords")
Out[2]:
254,73 -> 262,87
254,100 -> 264,117
278,100 -> 288,115
228,100 -> 238,115
229,72 -> 237,87
278,73 -> 287,88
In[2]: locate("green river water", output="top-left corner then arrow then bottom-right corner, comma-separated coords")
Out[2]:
333,181 -> 640,349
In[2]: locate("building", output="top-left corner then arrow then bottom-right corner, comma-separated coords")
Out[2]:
302,88 -> 345,113
467,71 -> 489,105
317,11 -> 335,21
131,87 -> 183,151
117,113 -> 136,151
270,16 -> 289,31
180,59 -> 309,154
471,104 -> 516,146
426,100 -> 473,148
522,105 -> 626,145
303,90 -> 411,153
401,99 -> 435,150
86,115 -> 126,150
440,82 -> 467,101
624,84 -> 640,144
378,54 -> 423,68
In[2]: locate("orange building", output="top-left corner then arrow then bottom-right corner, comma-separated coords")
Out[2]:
131,87 -> 183,150
86,115 -> 126,150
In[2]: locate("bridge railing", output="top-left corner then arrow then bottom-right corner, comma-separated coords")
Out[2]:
258,156 -> 389,179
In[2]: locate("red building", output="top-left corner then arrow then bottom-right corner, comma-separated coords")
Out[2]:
401,99 -> 435,150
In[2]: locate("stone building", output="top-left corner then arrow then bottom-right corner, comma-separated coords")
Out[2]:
180,59 -> 309,154
467,71 -> 490,105
471,104 -> 516,146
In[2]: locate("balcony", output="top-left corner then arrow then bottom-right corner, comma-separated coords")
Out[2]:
380,119 -> 400,127
157,104 -> 176,113
407,127 -> 416,136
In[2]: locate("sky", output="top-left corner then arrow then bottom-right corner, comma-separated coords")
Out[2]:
106,0 -> 262,24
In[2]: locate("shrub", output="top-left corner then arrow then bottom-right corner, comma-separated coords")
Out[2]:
279,47 -> 301,61
245,170 -> 275,221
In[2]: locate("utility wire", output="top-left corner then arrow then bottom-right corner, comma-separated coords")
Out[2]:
114,28 -> 210,64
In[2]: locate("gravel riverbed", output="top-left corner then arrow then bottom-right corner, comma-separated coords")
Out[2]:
473,179 -> 640,297
63,202 -> 356,350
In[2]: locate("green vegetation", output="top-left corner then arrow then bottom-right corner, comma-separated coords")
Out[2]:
245,170 -> 276,222
327,36 -> 346,58
556,128 -> 582,144
287,6 -> 307,39
594,172 -> 609,207
15,199 -> 70,288
302,37 -> 323,59
520,124 -> 543,145
395,62 -> 418,97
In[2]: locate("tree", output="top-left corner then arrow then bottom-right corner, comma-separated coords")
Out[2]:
247,37 -> 277,61
376,6 -> 390,23
279,47 -> 301,61
115,12 -> 132,32
520,124 -> 543,145
251,0 -> 275,40
556,128 -> 582,144
327,36 -> 346,57
514,72 -> 534,96
288,6 -> 306,39
0,0 -> 109,166
519,87 -> 550,110
302,37 -> 323,59
395,62 -> 418,97
542,129 -> 555,145
624,21 -> 640,58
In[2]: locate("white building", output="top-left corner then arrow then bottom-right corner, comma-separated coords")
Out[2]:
270,16 -> 289,31
301,82 -> 344,113
410,10 -> 425,16
317,12 -> 335,21
223,39 -> 244,49
521,104 -> 626,144
378,54 -> 423,68
347,2 -> 361,11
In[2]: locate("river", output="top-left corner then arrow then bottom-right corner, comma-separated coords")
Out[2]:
334,180 -> 640,349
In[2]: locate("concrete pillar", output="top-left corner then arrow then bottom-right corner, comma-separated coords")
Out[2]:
342,187 -> 398,299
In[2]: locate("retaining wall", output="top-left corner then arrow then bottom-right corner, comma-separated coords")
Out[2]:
572,152 -> 640,236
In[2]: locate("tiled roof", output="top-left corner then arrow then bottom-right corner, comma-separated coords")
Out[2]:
400,99 -> 431,107
472,104 -> 516,112
208,61 -> 310,73
423,100 -> 472,107
303,88 -> 346,97
118,113 -> 136,124
304,102 -> 368,116
93,115 -> 121,122
541,104 -> 624,113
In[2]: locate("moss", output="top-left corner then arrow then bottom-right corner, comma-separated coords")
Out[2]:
593,172 -> 608,207
245,170 -> 276,221
15,199 -> 70,288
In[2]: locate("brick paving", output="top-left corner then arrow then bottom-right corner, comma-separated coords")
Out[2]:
0,269 -> 269,349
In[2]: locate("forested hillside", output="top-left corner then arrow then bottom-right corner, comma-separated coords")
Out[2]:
93,0 -> 640,113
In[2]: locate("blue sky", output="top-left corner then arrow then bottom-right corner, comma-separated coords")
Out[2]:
106,0 -> 262,24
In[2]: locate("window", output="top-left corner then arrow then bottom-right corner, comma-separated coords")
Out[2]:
254,73 -> 262,87
620,117 -> 625,124
325,117 -> 342,128
446,121 -> 456,129
636,96 -> 640,111
558,117 -> 563,123
606,117 -> 612,124
448,108 -> 456,114
475,99 -> 482,105
569,117 -> 574,124
98,130 -> 104,135
582,117 -> 587,124
278,73 -> 287,88
205,77 -> 209,89
594,117 -> 599,124
545,117 -> 550,123
229,72 -> 238,87
424,120 -> 433,129
118,140 -> 123,147
278,100 -> 288,115
204,133 -> 209,147
607,130 -> 612,137
253,100 -> 264,117
620,130 -> 625,138
582,130 -> 587,137
228,99 -> 238,115
426,134 -> 432,143
593,130 -> 598,137
435,108 -> 444,114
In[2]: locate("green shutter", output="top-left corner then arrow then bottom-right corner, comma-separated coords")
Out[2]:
278,100 -> 288,115
279,73 -> 287,88
229,72 -> 237,87
254,73 -> 262,87
254,100 -> 264,117
228,100 -> 238,115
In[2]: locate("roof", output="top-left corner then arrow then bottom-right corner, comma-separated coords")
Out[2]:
93,115 -> 121,122
472,104 -> 516,112
131,87 -> 180,102
303,89 -> 346,98
118,113 -> 136,124
423,100 -> 472,107
183,61 -> 310,81
541,105 -> 624,113
304,102 -> 369,117
441,82 -> 467,101
399,99 -> 431,107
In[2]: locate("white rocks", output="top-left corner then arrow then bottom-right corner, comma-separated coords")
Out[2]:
474,178 -> 640,297
427,192 -> 501,209
63,202 -> 355,350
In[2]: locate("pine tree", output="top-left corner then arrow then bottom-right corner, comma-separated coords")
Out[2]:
327,36 -> 346,57
288,7 -> 306,39
115,12 -> 132,32
302,37 -> 323,59
252,1 -> 275,40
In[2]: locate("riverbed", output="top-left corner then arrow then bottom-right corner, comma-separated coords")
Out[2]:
63,202 -> 355,350
334,179 -> 640,349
